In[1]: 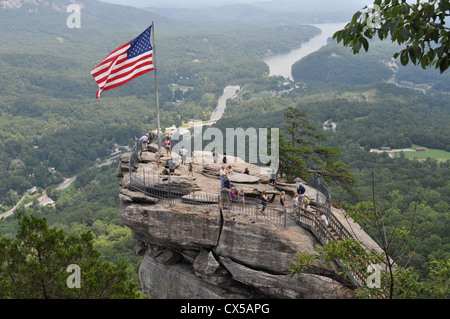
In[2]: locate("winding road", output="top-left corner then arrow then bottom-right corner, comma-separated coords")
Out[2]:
0,176 -> 78,220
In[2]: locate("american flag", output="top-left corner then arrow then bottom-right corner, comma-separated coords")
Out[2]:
91,26 -> 154,98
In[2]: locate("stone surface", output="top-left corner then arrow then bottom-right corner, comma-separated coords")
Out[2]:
220,257 -> 355,299
139,250 -> 252,299
214,212 -> 317,275
115,148 -> 378,299
202,163 -> 269,184
118,202 -> 221,250
119,188 -> 159,204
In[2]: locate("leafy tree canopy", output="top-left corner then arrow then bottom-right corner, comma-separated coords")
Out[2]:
334,0 -> 450,73
278,106 -> 357,197
0,213 -> 144,299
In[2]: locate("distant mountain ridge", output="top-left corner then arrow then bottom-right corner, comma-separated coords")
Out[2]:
0,0 -> 84,11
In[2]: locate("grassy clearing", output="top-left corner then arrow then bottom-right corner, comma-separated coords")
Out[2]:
398,145 -> 450,162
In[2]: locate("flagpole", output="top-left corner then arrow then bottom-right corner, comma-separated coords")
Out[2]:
152,21 -> 161,153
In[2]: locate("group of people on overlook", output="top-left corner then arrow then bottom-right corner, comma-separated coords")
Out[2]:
137,133 -> 326,223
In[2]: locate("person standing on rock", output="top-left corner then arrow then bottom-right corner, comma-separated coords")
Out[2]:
188,161 -> 194,176
223,176 -> 231,189
140,133 -> 149,151
148,130 -> 154,144
212,148 -> 219,163
292,193 -> 299,216
179,145 -> 187,166
297,183 -> 306,208
214,149 -> 219,163
164,136 -> 172,155
280,191 -> 286,214
260,190 -> 268,215
222,152 -> 227,164
238,189 -> 245,210
270,169 -> 276,186
155,152 -> 161,168
227,165 -> 233,177
219,166 -> 226,188
168,157 -> 175,175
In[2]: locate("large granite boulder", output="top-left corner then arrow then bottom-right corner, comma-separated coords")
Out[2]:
116,149 -> 366,299
214,212 -> 317,274
118,202 -> 221,250
220,257 -> 355,299
202,163 -> 270,183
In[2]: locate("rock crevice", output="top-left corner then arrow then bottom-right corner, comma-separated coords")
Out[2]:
117,149 -> 359,299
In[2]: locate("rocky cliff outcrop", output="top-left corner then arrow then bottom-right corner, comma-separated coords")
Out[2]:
117,145 -> 365,299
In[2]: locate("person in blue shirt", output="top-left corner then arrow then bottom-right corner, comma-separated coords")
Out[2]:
270,169 -> 276,186
297,184 -> 306,208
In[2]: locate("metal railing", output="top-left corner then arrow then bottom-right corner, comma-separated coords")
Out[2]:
129,167 -> 296,228
127,140 -> 367,288
130,168 -> 220,206
296,208 -> 337,244
309,174 -> 332,209
218,194 -> 297,228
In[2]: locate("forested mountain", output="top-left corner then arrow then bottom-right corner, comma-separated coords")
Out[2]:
292,42 -> 393,85
0,0 -> 322,291
0,0 -> 448,297
215,55 -> 450,279
0,0 -> 320,197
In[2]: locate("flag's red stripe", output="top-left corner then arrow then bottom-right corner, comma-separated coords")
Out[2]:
96,59 -> 153,91
100,68 -> 153,92
96,63 -> 154,97
94,53 -> 152,84
91,26 -> 154,98
100,63 -> 154,91
92,42 -> 130,70
91,53 -> 128,79
96,68 -> 153,98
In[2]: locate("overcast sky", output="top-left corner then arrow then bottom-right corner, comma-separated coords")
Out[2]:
99,0 -> 373,10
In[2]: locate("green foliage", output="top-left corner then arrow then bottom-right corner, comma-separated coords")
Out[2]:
424,259 -> 450,298
334,0 -> 450,73
0,213 -> 144,299
214,74 -> 449,284
289,238 -> 449,299
0,0 -> 448,300
0,5 -> 320,206
278,106 -> 357,196
292,43 -> 393,84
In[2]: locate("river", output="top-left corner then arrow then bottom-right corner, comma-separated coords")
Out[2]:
210,85 -> 241,123
209,23 -> 347,123
262,22 -> 347,81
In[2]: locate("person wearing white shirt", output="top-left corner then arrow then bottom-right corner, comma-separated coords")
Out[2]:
139,133 -> 149,150
219,166 -> 226,188
179,146 -> 187,165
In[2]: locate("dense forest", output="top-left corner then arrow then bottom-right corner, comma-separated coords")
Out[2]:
0,0 -> 323,292
0,1 -> 320,202
0,0 -> 449,297
215,75 -> 450,280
